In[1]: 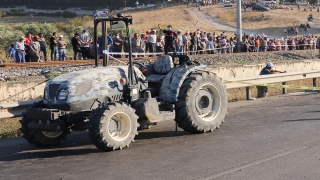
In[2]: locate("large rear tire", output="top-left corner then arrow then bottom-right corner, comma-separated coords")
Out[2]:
175,71 -> 228,133
87,102 -> 139,151
19,101 -> 70,146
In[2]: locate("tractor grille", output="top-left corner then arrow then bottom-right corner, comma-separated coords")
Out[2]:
49,84 -> 60,101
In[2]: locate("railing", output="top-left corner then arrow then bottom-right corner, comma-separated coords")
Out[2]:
1,70 -> 320,119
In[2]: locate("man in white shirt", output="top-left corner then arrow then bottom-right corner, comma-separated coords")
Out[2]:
14,36 -> 25,63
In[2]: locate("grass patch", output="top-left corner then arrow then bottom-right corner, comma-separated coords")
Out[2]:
42,71 -> 60,79
0,117 -> 22,139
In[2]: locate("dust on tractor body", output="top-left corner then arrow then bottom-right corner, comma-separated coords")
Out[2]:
19,11 -> 228,151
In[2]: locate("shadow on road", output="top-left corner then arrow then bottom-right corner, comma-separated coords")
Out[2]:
135,130 -> 189,140
0,129 -> 191,162
282,118 -> 320,122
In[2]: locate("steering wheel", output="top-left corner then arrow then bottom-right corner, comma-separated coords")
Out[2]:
128,62 -> 148,73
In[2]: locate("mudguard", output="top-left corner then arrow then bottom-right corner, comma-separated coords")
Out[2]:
159,65 -> 191,103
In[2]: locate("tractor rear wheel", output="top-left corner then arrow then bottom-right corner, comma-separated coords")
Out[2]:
87,102 -> 139,151
175,71 -> 228,133
20,101 -> 70,146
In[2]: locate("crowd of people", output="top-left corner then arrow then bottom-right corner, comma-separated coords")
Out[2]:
2,25 -> 320,63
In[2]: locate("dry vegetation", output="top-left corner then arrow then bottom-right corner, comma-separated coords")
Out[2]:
129,4 -> 320,38
129,6 -> 222,33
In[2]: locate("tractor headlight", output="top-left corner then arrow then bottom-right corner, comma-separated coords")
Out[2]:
57,89 -> 69,101
44,88 -> 49,100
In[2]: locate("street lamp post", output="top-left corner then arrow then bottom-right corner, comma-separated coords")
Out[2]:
135,1 -> 139,7
236,0 -> 242,53
124,1 -> 126,8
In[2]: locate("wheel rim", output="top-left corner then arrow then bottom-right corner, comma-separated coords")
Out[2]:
108,112 -> 131,141
195,83 -> 221,122
42,131 -> 63,138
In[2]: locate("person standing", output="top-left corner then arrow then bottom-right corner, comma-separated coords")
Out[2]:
57,35 -> 67,61
257,62 -> 287,98
50,32 -> 58,61
8,44 -> 16,62
14,36 -> 25,63
78,29 -> 92,60
131,33 -> 144,57
24,38 -> 31,62
30,36 -> 41,62
38,33 -> 47,61
71,33 -> 81,60
113,33 -> 124,58
24,33 -> 32,46
147,30 -> 157,55
176,30 -> 184,55
158,24 -> 177,55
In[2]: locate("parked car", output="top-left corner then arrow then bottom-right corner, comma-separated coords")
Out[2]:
261,0 -> 277,4
295,1 -> 308,5
252,4 -> 270,11
279,1 -> 292,5
224,1 -> 232,7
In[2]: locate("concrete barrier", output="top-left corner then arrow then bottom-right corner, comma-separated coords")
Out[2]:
0,80 -> 46,103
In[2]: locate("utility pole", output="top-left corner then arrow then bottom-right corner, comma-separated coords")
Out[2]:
124,1 -> 126,8
236,0 -> 242,53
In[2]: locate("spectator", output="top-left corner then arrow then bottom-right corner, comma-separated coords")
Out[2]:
99,34 -> 113,60
206,37 -> 214,54
190,32 -> 198,55
25,33 -> 32,46
159,24 -> 177,55
131,33 -> 144,57
24,38 -> 31,62
197,38 -> 206,54
176,30 -> 184,54
57,35 -> 67,61
78,29 -> 93,60
8,44 -> 16,62
147,30 -> 157,55
295,27 -> 299,36
14,36 -> 25,63
71,33 -> 81,60
219,36 -> 227,53
30,35 -> 41,62
113,32 -> 124,58
254,37 -> 260,52
38,33 -> 47,61
257,62 -> 286,98
182,31 -> 191,55
50,32 -> 58,61
156,37 -> 164,53
123,37 -> 129,58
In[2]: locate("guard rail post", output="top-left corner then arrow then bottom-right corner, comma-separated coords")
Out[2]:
282,82 -> 287,94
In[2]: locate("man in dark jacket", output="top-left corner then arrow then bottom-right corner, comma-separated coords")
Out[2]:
71,33 -> 80,60
158,24 -> 177,55
257,62 -> 286,98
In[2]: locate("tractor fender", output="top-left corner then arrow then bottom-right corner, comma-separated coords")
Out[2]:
159,65 -> 192,103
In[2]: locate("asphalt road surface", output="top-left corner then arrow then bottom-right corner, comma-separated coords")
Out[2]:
1,92 -> 320,180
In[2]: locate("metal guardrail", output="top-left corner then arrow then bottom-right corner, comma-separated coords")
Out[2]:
1,70 -> 320,119
0,100 -> 39,119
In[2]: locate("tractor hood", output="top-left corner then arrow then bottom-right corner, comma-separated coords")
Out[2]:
43,66 -> 145,111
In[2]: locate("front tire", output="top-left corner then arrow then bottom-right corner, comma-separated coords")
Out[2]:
87,102 -> 139,151
19,101 -> 70,146
175,71 -> 228,133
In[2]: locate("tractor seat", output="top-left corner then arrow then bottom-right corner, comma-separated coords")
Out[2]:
146,55 -> 174,83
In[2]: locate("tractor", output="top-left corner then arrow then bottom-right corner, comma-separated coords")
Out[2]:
20,11 -> 228,151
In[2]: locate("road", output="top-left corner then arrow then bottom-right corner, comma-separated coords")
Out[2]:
1,92 -> 320,180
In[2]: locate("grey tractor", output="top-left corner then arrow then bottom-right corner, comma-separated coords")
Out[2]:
19,12 -> 228,151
